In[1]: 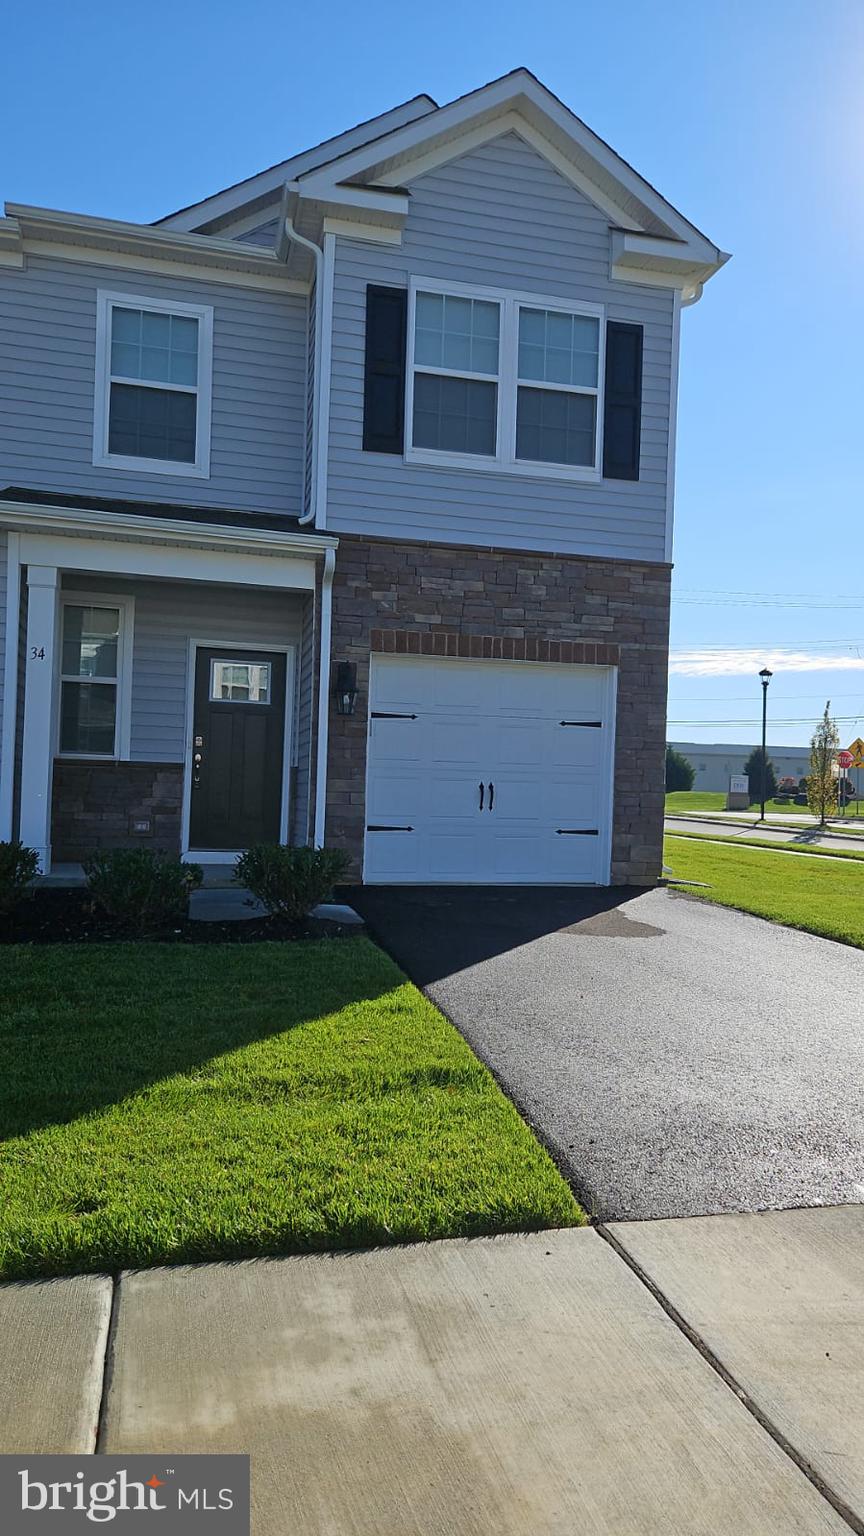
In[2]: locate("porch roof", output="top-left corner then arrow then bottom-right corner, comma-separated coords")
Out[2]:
0,487 -> 337,564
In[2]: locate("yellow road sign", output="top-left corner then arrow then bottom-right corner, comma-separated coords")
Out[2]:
848,737 -> 864,768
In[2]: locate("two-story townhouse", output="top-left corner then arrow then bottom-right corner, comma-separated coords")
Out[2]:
0,70 -> 726,884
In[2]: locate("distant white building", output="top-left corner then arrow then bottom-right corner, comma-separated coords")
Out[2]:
669,741 -> 811,794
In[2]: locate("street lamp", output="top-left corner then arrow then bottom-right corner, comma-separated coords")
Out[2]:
758,668 -> 773,820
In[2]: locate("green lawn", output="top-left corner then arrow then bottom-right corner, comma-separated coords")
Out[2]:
666,789 -> 864,824
664,835 -> 864,947
0,939 -> 581,1280
665,791 -> 727,812
668,829 -> 864,863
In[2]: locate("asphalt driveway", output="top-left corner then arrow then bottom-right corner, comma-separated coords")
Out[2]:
348,885 -> 864,1220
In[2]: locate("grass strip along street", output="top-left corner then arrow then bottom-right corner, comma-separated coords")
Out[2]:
664,835 -> 864,949
667,829 -> 864,863
0,938 -> 581,1280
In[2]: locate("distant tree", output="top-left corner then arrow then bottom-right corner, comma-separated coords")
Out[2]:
807,703 -> 839,824
743,747 -> 777,805
666,745 -> 695,793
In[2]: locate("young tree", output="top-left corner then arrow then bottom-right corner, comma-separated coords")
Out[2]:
743,747 -> 777,805
665,745 -> 695,793
807,702 -> 839,824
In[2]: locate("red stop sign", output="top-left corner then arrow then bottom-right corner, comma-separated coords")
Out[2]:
838,750 -> 853,769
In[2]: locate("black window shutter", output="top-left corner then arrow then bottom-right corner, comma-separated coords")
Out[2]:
363,285 -> 407,453
602,321 -> 643,480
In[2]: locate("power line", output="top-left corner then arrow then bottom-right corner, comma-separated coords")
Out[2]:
667,715 -> 864,726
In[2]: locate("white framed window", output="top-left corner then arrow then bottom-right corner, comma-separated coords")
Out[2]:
93,291 -> 213,477
57,595 -> 134,759
405,278 -> 604,481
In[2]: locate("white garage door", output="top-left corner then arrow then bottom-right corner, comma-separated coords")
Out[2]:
364,655 -> 616,885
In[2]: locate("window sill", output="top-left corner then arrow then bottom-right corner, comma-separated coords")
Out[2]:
55,753 -> 127,763
404,448 -> 602,484
93,452 -> 210,479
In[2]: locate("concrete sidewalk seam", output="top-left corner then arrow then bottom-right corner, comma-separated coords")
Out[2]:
94,1275 -> 121,1455
597,1222 -> 864,1536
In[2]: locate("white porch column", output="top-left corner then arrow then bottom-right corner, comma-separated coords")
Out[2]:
19,564 -> 59,871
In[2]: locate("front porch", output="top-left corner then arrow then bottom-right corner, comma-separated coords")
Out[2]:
0,494 -> 336,874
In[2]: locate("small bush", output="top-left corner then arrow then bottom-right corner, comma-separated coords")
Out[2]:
0,841 -> 40,918
84,848 -> 203,932
235,844 -> 351,923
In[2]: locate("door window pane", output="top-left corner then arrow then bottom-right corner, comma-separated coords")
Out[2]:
108,383 -> 197,462
59,681 -> 117,755
518,308 -> 599,388
413,373 -> 497,455
210,660 -> 272,703
516,387 -> 596,466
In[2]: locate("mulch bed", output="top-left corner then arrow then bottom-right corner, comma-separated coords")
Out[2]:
1,888 -> 359,945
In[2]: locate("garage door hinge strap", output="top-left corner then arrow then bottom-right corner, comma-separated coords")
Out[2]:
556,828 -> 599,835
559,720 -> 602,727
371,711 -> 417,719
366,825 -> 414,832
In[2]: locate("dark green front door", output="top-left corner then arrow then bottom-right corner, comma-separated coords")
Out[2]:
189,647 -> 286,851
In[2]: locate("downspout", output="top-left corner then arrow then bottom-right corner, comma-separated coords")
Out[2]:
282,201 -> 322,526
282,189 -> 334,529
313,546 -> 336,846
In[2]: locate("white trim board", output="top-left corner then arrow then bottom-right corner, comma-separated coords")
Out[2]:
15,531 -> 318,593
0,531 -> 21,839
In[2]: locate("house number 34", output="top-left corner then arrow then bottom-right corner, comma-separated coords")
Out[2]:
30,646 -> 45,659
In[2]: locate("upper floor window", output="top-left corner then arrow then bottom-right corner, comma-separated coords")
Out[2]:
93,292 -> 213,477
406,280 -> 604,481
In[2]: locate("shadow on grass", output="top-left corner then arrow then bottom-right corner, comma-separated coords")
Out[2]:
0,938 -> 396,1142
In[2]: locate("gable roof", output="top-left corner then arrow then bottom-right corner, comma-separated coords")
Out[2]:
298,69 -> 719,254
156,69 -> 727,297
157,92 -> 438,234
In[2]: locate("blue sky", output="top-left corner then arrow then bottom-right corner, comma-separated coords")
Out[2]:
4,0 -> 863,750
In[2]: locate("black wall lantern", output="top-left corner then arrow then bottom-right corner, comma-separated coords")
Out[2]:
334,661 -> 359,716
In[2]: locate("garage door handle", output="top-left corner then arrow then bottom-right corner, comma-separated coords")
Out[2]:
488,781 -> 494,811
478,781 -> 484,811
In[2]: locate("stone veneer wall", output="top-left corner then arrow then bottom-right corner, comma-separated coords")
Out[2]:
326,534 -> 671,885
51,761 -> 184,863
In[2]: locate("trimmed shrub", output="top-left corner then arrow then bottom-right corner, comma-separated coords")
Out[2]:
235,844 -> 351,924
0,841 -> 40,918
84,848 -> 202,932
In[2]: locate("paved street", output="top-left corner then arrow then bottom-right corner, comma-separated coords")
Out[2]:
666,814 -> 864,852
349,884 -> 864,1221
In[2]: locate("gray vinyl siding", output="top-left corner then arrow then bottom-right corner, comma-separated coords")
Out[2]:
61,574 -> 307,766
326,132 -> 675,563
236,219 -> 279,248
0,255 -> 308,515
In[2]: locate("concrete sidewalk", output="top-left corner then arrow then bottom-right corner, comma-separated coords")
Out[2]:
3,1209 -> 864,1532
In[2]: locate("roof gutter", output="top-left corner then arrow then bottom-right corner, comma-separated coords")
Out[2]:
0,497 -> 338,556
